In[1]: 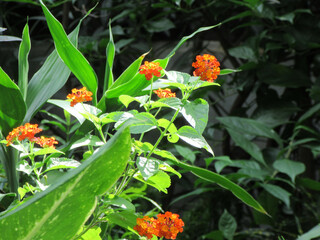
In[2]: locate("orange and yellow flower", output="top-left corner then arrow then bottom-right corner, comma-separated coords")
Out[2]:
34,136 -> 58,149
6,123 -> 42,146
139,61 -> 163,81
67,87 -> 93,107
153,88 -> 176,98
192,54 -> 220,82
134,212 -> 184,240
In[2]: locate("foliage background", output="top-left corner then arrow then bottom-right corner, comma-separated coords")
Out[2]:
1,0 -> 320,239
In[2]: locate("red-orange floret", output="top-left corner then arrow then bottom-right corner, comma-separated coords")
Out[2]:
134,212 -> 184,240
6,123 -> 42,146
133,216 -> 159,239
66,87 -> 93,107
34,136 -> 58,149
153,88 -> 176,98
192,54 -> 220,82
156,212 -> 184,239
139,61 -> 163,81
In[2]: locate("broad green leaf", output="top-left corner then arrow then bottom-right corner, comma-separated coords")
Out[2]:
24,21 -> 81,122
217,116 -> 283,147
120,112 -> 157,134
43,158 -> 81,173
103,20 -> 115,92
135,170 -> 171,193
137,157 -> 160,180
297,224 -> 320,240
273,159 -> 305,183
260,183 -> 291,207
174,145 -> 196,164
106,210 -> 137,231
151,97 -> 182,110
0,68 -> 26,136
218,209 -> 237,240
48,100 -> 101,125
225,128 -> 265,165
177,126 -> 213,155
169,159 -> 268,215
165,23 -> 221,58
0,128 -> 131,240
79,226 -> 101,240
181,98 -> 209,134
18,23 -> 31,100
40,0 -> 98,104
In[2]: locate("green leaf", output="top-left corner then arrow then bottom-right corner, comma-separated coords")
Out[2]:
228,46 -> 256,61
106,210 -> 137,230
218,210 -> 237,240
121,112 -> 157,134
103,196 -> 135,211
48,100 -> 101,125
297,224 -> 320,240
137,157 -> 160,180
260,183 -> 291,207
18,23 -> 31,100
0,128 -> 131,240
151,97 -> 182,110
119,95 -> 139,108
177,126 -> 214,155
165,24 -> 221,58
220,69 -> 241,75
40,0 -> 98,104
79,226 -> 101,240
181,98 -> 209,134
24,21 -> 81,122
169,159 -> 268,215
297,102 -> 320,124
273,159 -> 305,183
135,170 -> 171,193
103,20 -> 115,92
217,116 -> 283,147
297,177 -> 320,191
43,158 -> 81,173
70,135 -> 103,150
0,67 -> 26,136
174,145 -> 196,164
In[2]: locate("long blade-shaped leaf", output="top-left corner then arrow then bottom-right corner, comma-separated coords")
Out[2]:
18,23 -> 31,100
0,67 -> 26,136
24,19 -> 81,123
103,20 -> 115,92
170,158 -> 268,215
40,0 -> 98,104
0,128 -> 131,240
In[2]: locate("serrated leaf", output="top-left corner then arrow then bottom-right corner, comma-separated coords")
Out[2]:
218,210 -> 237,240
0,128 -> 131,240
137,157 -> 160,180
135,170 -> 171,193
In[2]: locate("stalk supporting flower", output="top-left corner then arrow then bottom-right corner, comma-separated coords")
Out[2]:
134,212 -> 184,239
67,87 -> 93,107
192,54 -> 220,82
139,61 -> 163,81
34,136 -> 58,149
6,123 -> 42,146
154,88 -> 176,98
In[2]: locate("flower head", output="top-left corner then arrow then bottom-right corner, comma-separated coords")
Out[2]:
156,212 -> 184,239
139,61 -> 163,81
133,216 -> 159,239
34,136 -> 58,149
67,87 -> 93,107
192,54 -> 220,82
134,212 -> 184,240
153,88 -> 176,98
6,123 -> 42,146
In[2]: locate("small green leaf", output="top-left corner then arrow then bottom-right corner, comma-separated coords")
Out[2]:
43,158 -> 80,173
220,69 -> 241,75
218,209 -> 237,240
137,157 -> 160,180
106,210 -> 137,231
135,170 -> 171,193
70,135 -> 103,150
119,95 -> 139,108
177,126 -> 213,155
260,183 -> 291,207
121,112 -> 157,134
32,148 -> 64,157
273,159 -> 305,183
103,196 -> 135,211
174,145 -> 196,164
79,226 -> 101,240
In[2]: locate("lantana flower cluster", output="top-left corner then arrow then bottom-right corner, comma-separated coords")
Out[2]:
134,211 -> 184,239
6,123 -> 58,149
192,54 -> 220,82
67,87 -> 93,107
153,88 -> 176,98
139,61 -> 163,81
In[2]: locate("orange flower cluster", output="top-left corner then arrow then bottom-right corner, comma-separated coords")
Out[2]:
6,123 -> 42,146
34,136 -> 58,149
192,54 -> 220,82
134,212 -> 184,240
139,61 -> 163,81
153,88 -> 176,98
67,87 -> 93,107
6,123 -> 59,148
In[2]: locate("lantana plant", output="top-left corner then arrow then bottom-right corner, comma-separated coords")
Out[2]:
0,1 -> 268,239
